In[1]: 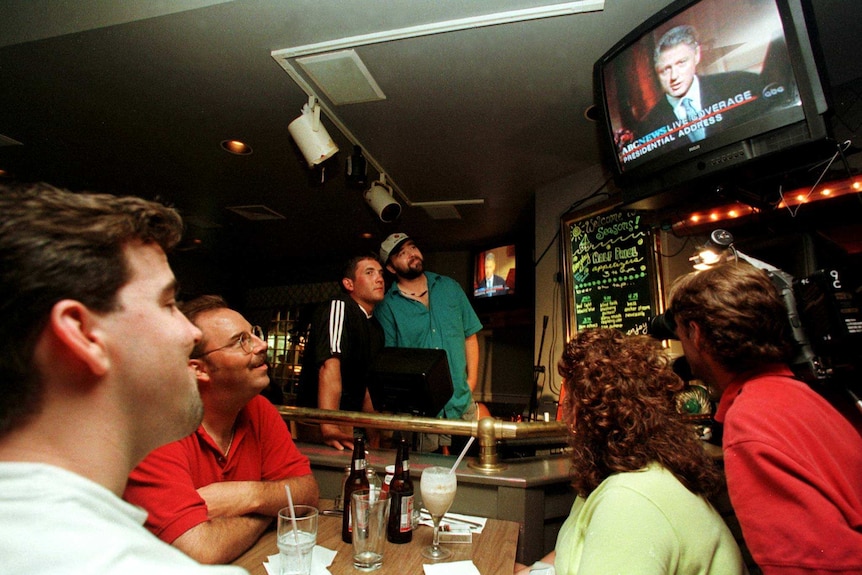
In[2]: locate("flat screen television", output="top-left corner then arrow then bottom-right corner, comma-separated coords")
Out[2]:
367,348 -> 454,417
472,244 -> 516,299
593,0 -> 830,209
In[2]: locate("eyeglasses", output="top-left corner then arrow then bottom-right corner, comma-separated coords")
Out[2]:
194,325 -> 265,358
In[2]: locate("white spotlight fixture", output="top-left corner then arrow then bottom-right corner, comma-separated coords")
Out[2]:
287,96 -> 339,167
364,175 -> 402,222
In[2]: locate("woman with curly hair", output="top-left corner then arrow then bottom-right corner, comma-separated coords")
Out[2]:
517,328 -> 743,575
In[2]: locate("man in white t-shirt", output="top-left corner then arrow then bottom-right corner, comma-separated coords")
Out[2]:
0,183 -> 246,574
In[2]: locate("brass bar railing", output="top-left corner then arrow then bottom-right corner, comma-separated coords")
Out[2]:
277,406 -> 567,474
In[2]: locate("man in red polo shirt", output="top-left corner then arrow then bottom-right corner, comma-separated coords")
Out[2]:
669,263 -> 862,574
124,295 -> 318,564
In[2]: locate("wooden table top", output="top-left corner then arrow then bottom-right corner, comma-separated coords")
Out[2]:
232,501 -> 519,575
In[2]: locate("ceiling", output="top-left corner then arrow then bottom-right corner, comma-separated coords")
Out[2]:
1,0 -> 860,289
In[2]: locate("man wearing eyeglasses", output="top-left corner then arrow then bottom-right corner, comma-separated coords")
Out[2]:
124,295 -> 319,564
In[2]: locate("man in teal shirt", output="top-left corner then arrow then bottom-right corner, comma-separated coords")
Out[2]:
374,233 -> 483,452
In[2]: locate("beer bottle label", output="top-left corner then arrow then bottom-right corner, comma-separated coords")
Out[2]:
354,498 -> 369,530
400,494 -> 414,532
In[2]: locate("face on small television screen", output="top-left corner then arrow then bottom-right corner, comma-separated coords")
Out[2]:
473,246 -> 515,298
604,0 -> 804,173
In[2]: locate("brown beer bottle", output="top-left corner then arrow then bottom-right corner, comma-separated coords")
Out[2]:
341,436 -> 369,543
386,437 -> 414,543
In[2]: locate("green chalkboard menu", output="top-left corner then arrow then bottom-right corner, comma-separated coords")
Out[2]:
562,203 -> 659,337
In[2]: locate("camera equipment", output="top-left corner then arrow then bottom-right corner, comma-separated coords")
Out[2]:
647,309 -> 677,340
792,268 -> 862,388
648,265 -> 862,398
649,228 -> 861,395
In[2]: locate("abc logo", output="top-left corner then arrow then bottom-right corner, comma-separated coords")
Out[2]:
762,83 -> 785,98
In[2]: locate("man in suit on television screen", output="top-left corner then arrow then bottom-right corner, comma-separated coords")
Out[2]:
476,252 -> 509,297
637,25 -> 764,148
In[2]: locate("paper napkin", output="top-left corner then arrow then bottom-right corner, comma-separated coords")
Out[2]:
263,545 -> 337,575
423,559 -> 482,575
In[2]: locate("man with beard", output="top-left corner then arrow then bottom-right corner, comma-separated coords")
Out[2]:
124,295 -> 318,564
375,233 -> 483,453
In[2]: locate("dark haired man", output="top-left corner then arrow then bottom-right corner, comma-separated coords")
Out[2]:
124,295 -> 318,564
375,233 -> 483,453
0,183 -> 245,573
297,255 -> 386,451
668,263 -> 862,574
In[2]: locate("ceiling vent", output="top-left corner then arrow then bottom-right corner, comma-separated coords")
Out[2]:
0,133 -> 23,146
226,205 -> 286,221
296,49 -> 386,106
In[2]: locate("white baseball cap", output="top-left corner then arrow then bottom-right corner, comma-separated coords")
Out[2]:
379,232 -> 411,263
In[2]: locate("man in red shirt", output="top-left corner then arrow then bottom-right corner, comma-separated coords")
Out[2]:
668,263 -> 862,574
124,295 -> 318,564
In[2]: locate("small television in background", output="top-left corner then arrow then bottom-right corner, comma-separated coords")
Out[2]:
367,348 -> 453,417
472,244 -> 516,299
593,0 -> 831,210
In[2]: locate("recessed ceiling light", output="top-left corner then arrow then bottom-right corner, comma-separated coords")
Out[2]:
220,140 -> 253,155
360,232 -> 374,239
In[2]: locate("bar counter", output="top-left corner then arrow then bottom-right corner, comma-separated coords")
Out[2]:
295,442 -> 576,564
233,500 -> 520,575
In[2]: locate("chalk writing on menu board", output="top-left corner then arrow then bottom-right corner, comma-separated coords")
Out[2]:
569,210 -> 654,335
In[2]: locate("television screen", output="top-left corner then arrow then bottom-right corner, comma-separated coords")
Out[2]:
367,348 -> 454,417
594,0 -> 828,203
473,244 -> 516,299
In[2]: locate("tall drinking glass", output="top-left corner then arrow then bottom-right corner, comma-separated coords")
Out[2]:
419,466 -> 457,560
277,505 -> 318,575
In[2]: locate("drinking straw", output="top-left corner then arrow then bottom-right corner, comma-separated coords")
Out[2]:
285,484 -> 299,537
449,436 -> 475,474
